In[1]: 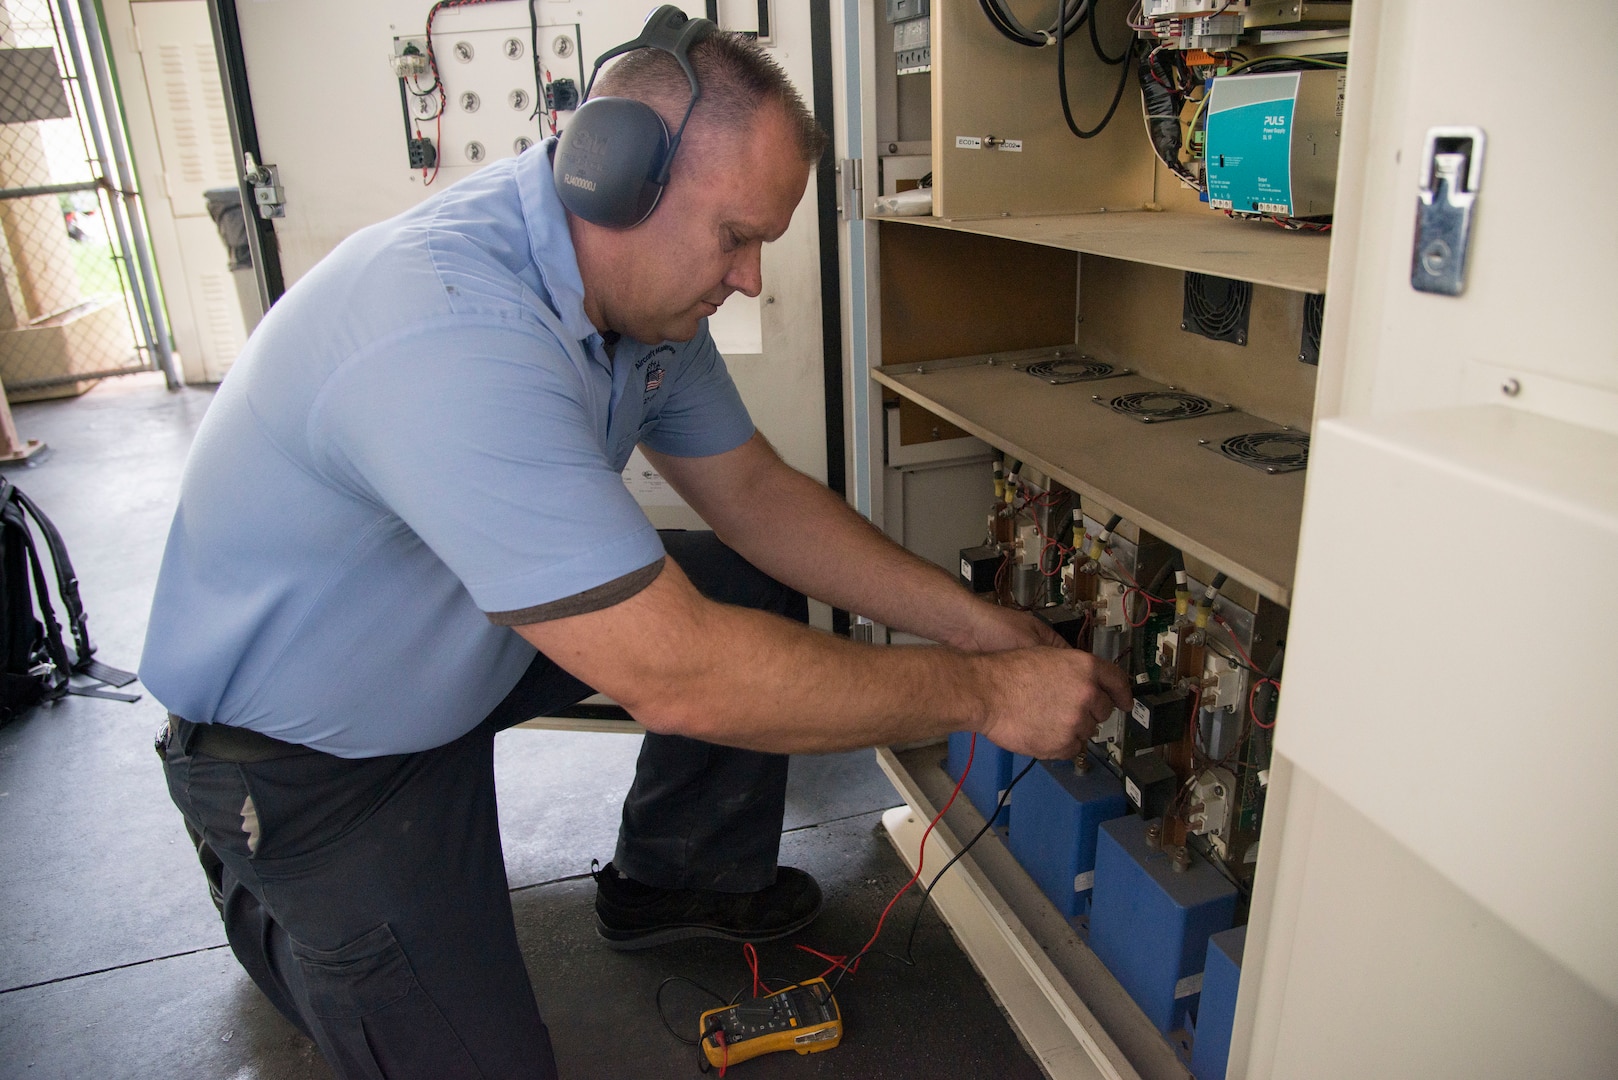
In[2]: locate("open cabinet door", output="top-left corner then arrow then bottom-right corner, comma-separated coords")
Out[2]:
1235,1 -> 1618,1077
206,0 -> 841,556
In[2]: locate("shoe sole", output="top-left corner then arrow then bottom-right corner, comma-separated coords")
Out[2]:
594,900 -> 824,952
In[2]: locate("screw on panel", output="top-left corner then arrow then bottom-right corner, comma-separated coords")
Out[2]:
505,37 -> 524,59
1501,378 -> 1522,397
553,35 -> 575,58
453,41 -> 474,62
1171,845 -> 1190,873
1145,822 -> 1162,849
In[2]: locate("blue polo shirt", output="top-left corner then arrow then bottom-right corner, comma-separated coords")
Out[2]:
140,141 -> 754,757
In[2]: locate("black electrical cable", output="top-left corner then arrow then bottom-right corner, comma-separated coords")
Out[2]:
894,755 -> 1040,967
978,0 -> 1091,48
1057,5 -> 1136,139
527,0 -> 544,126
1139,48 -> 1199,188
655,976 -> 728,1047
824,752 -> 1040,998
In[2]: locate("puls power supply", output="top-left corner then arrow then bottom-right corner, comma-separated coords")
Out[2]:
1204,68 -> 1345,219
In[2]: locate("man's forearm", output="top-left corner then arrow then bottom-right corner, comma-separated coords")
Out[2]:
697,455 -> 987,647
516,558 -> 1125,758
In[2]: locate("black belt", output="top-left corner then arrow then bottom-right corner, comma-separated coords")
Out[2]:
167,714 -> 309,763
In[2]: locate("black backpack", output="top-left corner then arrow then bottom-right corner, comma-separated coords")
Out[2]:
0,476 -> 137,724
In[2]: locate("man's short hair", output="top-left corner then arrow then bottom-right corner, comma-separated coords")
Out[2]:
591,30 -> 828,166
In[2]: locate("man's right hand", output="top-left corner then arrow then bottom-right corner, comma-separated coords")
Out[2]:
973,647 -> 1133,759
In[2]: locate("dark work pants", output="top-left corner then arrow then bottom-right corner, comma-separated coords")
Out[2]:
161,531 -> 807,1080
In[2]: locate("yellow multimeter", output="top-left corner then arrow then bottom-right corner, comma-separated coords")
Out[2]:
698,977 -> 843,1068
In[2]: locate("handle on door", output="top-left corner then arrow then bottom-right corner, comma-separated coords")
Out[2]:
1411,126 -> 1485,296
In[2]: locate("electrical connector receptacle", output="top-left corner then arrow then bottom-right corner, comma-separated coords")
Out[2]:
408,137 -> 437,170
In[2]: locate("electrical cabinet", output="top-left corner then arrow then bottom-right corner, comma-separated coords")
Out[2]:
839,0 -> 1618,1077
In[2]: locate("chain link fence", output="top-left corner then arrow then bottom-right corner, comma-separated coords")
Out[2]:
1,0 -> 170,401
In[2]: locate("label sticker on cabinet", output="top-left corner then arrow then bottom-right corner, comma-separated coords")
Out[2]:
955,136 -> 982,150
1125,777 -> 1142,806
961,558 -> 973,582
1131,700 -> 1151,728
1073,870 -> 1095,893
995,139 -> 1023,152
1174,973 -> 1204,999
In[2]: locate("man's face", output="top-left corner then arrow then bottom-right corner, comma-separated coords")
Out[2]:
577,104 -> 811,345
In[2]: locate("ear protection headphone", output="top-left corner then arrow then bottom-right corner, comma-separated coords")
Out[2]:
552,5 -> 716,229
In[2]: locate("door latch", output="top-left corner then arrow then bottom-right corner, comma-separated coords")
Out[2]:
1410,127 -> 1484,296
243,152 -> 285,219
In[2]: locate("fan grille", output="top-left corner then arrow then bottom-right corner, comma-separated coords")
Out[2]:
1025,358 -> 1118,384
1108,391 -> 1219,423
1299,293 -> 1324,365
1219,431 -> 1309,473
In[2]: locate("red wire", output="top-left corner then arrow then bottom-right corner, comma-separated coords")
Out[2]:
1125,588 -> 1152,628
832,733 -> 976,985
1249,678 -> 1280,729
424,110 -> 443,186
1212,615 -> 1260,671
743,943 -> 761,999
716,1029 -> 728,1076
1103,550 -> 1140,587
795,943 -> 855,979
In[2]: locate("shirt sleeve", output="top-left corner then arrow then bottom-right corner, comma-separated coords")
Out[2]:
308,318 -> 666,619
638,324 -> 755,458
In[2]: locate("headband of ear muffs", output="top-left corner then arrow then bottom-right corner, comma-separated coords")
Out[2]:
552,5 -> 715,229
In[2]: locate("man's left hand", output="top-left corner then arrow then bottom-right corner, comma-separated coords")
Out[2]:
950,601 -> 1067,653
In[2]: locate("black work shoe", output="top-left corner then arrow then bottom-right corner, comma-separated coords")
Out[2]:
591,860 -> 823,951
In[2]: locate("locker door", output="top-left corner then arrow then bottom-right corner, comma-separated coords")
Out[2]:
1236,1 -> 1618,1076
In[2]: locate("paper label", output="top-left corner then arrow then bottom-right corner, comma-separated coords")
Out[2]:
1073,870 -> 1095,893
961,557 -> 973,582
996,139 -> 1023,152
1174,972 -> 1204,999
1131,700 -> 1151,728
1125,777 -> 1142,807
955,135 -> 982,150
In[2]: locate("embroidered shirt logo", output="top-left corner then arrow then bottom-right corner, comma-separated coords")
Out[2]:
645,363 -> 665,394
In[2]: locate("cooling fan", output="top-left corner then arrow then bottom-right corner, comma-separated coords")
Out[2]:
1023,357 -> 1130,384
1299,292 -> 1324,365
1182,272 -> 1253,346
1205,430 -> 1310,474
1097,390 -> 1232,424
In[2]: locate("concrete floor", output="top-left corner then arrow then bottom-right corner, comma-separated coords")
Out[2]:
0,374 -> 1046,1079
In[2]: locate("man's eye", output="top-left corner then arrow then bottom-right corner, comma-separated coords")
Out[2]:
722,229 -> 742,251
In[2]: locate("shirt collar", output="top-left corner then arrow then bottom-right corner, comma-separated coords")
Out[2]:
518,137 -> 601,347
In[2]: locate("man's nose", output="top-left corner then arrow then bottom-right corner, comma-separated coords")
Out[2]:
724,244 -> 763,298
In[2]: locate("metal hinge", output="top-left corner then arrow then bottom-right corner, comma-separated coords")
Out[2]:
243,152 -> 285,219
836,157 -> 863,222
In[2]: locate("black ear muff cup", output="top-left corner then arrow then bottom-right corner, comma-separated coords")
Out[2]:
554,97 -> 672,229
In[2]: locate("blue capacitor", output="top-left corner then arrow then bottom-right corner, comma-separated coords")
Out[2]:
1088,816 -> 1237,1033
1005,756 -> 1130,918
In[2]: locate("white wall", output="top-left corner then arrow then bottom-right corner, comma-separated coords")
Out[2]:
225,0 -> 829,486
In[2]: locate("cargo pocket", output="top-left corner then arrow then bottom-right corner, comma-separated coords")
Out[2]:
290,923 -> 480,1079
